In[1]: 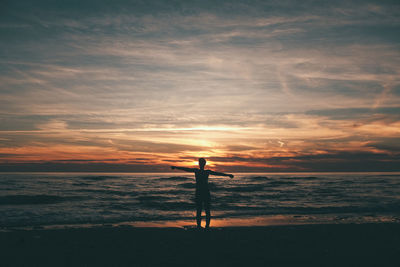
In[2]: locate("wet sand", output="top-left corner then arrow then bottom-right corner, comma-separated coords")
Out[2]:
1,223 -> 399,267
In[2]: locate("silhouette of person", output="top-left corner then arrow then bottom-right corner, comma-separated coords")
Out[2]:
171,158 -> 234,229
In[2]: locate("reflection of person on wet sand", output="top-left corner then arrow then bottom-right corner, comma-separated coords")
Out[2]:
171,158 -> 234,229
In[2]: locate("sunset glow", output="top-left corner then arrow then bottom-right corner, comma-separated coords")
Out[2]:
1,1 -> 399,172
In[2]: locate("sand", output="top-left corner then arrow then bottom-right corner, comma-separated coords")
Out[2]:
1,223 -> 399,267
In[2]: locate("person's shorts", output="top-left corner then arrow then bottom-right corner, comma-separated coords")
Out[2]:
195,190 -> 211,208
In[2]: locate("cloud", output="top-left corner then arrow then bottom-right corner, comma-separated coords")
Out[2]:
0,0 -> 400,171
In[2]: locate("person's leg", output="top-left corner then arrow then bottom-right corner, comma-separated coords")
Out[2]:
205,196 -> 211,228
205,206 -> 211,228
196,199 -> 202,228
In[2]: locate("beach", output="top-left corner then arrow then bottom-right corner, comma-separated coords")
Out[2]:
1,223 -> 399,267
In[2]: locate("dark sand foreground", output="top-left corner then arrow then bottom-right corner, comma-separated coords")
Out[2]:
1,223 -> 399,267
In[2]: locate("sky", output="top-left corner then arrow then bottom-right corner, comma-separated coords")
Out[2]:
0,0 -> 399,172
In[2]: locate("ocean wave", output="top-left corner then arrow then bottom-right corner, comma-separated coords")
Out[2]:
277,176 -> 319,180
161,176 -> 191,181
313,188 -> 341,194
248,176 -> 270,181
293,176 -> 319,180
214,194 -> 254,203
0,194 -> 84,205
267,180 -> 297,186
140,189 -> 190,196
76,188 -> 136,196
140,200 -> 195,210
210,203 -> 400,216
177,182 -> 195,189
379,174 -> 400,177
262,193 -> 282,199
362,179 -> 390,184
279,204 -> 400,214
72,182 -> 91,186
77,175 -> 119,181
225,184 -> 265,192
137,195 -> 172,202
339,180 -> 355,185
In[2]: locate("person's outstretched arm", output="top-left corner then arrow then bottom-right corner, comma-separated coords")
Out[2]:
171,166 -> 197,172
208,170 -> 234,179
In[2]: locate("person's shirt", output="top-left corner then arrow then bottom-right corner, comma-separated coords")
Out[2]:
194,169 -> 210,191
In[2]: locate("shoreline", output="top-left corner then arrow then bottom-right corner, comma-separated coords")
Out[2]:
2,213 -> 399,232
1,222 -> 399,266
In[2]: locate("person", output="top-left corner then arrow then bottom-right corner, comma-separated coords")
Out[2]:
171,158 -> 234,229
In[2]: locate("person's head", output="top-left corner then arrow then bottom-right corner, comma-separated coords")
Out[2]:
198,158 -> 206,169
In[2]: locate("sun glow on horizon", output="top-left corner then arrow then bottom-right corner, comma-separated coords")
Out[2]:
0,1 -> 399,172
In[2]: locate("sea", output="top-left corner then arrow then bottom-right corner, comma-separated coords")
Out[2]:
1,172 -> 399,229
